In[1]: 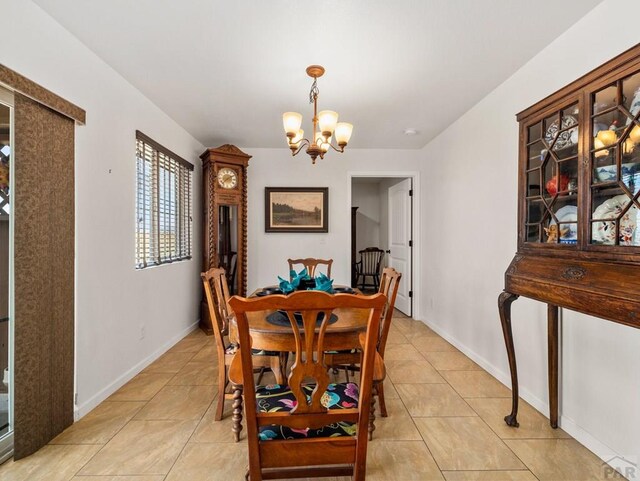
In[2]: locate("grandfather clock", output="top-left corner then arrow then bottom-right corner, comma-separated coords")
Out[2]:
200,144 -> 251,333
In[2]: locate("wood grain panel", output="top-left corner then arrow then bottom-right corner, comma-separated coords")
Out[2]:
13,93 -> 75,459
0,64 -> 85,124
505,254 -> 640,328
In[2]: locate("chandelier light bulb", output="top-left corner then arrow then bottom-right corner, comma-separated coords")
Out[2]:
283,112 -> 303,136
630,124 -> 640,144
335,122 -> 353,146
318,110 -> 339,136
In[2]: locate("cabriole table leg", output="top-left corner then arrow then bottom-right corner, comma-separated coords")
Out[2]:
498,291 -> 520,427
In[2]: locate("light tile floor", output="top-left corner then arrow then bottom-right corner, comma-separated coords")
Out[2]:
0,314 -> 627,481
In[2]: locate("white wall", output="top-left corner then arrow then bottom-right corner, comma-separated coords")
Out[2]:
420,0 -> 640,463
1,0 -> 205,417
243,148 -> 421,293
352,182 -> 381,253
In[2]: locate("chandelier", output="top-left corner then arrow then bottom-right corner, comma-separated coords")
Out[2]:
282,65 -> 353,164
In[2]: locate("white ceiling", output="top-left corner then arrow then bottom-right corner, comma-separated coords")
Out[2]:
33,0 -> 602,149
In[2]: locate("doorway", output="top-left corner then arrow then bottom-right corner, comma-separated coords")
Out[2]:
349,172 -> 419,317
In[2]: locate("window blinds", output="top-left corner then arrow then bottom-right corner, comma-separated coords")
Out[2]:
135,131 -> 193,268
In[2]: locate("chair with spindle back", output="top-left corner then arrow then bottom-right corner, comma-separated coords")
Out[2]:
229,290 -> 386,481
354,248 -> 385,291
201,268 -> 283,438
287,257 -> 333,279
324,267 -> 402,439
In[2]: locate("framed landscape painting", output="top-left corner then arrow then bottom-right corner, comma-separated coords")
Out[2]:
265,187 -> 328,233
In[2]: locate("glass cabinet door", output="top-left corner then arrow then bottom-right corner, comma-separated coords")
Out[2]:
525,103 -> 580,245
590,70 -> 640,246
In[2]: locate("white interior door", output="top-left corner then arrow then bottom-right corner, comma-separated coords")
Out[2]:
388,178 -> 412,315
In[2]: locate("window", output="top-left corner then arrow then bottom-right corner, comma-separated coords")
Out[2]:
135,131 -> 193,268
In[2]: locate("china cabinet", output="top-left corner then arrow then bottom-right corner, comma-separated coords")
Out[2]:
200,145 -> 251,334
499,44 -> 640,429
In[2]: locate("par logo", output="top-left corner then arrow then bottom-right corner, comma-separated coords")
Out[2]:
602,455 -> 638,480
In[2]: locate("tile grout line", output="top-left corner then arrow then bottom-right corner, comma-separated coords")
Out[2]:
62,391 -> 155,479
469,413 -> 542,481
398,317 -> 541,479
161,389 -> 221,480
433,342 -> 543,480
433,348 -> 573,479
387,317 -> 450,478
159,338 -> 218,481
62,339 -> 212,480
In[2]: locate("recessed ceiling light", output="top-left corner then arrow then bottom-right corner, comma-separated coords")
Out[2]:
403,128 -> 418,135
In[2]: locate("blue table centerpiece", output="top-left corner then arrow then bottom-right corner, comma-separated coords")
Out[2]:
278,269 -> 334,294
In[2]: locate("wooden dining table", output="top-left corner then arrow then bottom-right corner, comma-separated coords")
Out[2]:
227,286 -> 386,441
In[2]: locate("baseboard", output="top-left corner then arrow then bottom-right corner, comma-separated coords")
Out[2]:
557,415 -> 637,478
417,316 -> 626,471
74,320 -> 200,420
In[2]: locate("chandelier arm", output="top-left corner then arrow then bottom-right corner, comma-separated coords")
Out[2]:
289,138 -> 311,156
326,142 -> 345,154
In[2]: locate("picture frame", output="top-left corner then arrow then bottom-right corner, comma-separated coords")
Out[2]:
265,187 -> 329,233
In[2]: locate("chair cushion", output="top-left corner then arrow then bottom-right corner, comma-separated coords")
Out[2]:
255,383 -> 359,441
325,348 -> 359,355
225,344 -> 278,356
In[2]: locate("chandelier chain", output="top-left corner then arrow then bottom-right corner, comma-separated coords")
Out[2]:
309,78 -> 319,104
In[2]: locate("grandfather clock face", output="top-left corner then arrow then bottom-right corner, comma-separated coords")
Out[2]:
216,167 -> 238,190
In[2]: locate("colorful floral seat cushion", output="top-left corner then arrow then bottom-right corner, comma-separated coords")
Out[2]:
225,344 -> 278,356
256,382 -> 359,441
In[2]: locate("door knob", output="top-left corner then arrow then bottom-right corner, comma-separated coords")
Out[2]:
385,250 -> 391,254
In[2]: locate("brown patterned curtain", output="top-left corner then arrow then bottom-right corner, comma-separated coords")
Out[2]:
12,93 -> 76,459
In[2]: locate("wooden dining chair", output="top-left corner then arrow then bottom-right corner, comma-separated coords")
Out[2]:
287,257 -> 333,279
324,267 -> 402,439
201,268 -> 284,436
354,248 -> 385,291
228,290 -> 386,481
218,251 -> 237,294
